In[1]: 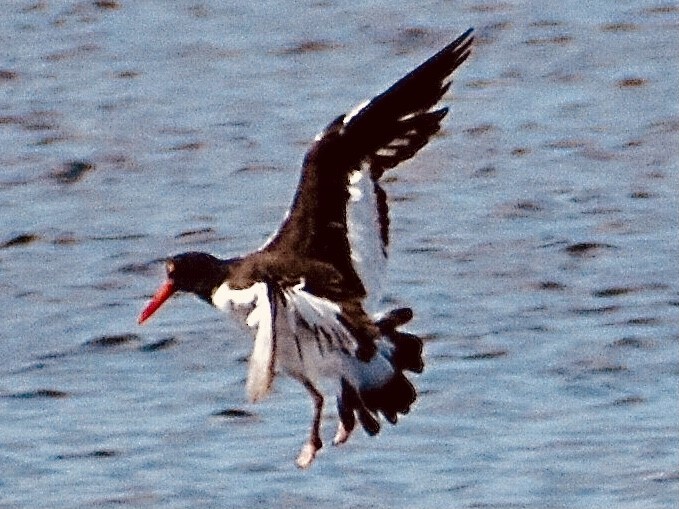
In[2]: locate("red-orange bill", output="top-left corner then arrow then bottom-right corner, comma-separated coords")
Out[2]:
138,280 -> 175,324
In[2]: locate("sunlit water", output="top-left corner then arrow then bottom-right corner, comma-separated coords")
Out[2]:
1,1 -> 677,508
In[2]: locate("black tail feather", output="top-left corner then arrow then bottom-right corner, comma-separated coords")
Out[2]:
376,307 -> 413,331
336,307 -> 423,436
362,373 -> 416,424
388,330 -> 424,374
338,378 -> 380,436
377,307 -> 424,373
337,379 -> 357,435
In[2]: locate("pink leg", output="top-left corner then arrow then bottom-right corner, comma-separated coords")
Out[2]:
296,379 -> 323,468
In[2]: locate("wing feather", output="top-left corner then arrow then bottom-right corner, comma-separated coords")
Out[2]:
262,29 -> 474,302
346,164 -> 387,312
244,284 -> 277,402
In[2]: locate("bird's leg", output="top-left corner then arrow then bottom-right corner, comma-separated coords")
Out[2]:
296,378 -> 323,468
333,379 -> 356,445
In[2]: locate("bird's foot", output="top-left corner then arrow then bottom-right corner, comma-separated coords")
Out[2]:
296,441 -> 320,469
332,421 -> 352,446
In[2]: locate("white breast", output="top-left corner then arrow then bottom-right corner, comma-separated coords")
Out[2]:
212,282 -> 275,402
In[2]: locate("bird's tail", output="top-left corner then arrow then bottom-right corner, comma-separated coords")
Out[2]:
337,307 -> 423,436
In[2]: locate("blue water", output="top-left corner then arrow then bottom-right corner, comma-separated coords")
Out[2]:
1,1 -> 677,508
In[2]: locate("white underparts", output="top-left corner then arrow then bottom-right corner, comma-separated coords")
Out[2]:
213,282 -> 275,402
212,281 -> 394,402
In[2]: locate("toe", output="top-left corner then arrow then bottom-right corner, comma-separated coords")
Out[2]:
332,421 -> 352,445
295,442 -> 317,468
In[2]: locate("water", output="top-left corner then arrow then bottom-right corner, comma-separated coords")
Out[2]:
1,1 -> 677,507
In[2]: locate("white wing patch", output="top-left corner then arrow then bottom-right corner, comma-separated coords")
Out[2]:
283,281 -> 346,348
278,283 -> 358,378
282,284 -> 395,391
212,282 -> 276,402
346,163 -> 387,313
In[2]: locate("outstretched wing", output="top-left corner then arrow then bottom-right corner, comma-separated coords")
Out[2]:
263,29 -> 473,306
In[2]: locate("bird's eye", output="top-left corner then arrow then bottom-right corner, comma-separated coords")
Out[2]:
166,260 -> 175,276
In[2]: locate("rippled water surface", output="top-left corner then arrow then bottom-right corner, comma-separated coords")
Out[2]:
1,1 -> 677,508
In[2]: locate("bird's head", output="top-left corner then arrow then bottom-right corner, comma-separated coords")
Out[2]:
138,252 -> 226,324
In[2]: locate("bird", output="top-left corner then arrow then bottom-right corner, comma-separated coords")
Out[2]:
138,28 -> 473,468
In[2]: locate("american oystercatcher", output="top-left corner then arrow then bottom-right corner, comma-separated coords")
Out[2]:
139,28 -> 473,468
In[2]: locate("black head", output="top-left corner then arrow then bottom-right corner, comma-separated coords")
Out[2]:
138,251 -> 229,324
165,252 -> 226,297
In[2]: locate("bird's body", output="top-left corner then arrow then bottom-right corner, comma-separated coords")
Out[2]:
139,28 -> 473,467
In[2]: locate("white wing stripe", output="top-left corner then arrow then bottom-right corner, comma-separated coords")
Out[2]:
346,162 -> 386,313
388,138 -> 411,147
375,147 -> 398,157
